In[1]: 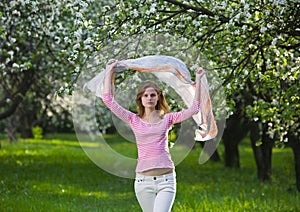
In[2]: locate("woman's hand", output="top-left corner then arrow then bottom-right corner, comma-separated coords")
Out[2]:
193,67 -> 206,101
196,67 -> 206,80
103,60 -> 118,94
106,59 -> 118,73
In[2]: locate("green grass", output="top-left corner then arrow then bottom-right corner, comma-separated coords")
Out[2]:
0,133 -> 299,212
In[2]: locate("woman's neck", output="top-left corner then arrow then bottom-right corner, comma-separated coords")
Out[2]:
142,109 -> 162,123
143,107 -> 155,117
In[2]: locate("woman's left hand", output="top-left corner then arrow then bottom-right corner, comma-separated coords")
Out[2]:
196,67 -> 206,80
106,59 -> 118,73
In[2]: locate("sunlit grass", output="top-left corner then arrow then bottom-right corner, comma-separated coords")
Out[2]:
0,134 -> 299,211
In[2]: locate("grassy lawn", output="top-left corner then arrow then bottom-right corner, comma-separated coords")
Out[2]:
0,133 -> 299,211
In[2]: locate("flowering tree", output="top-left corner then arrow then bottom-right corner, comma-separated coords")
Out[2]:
99,0 -> 299,141
77,0 -> 299,188
0,0 -> 99,137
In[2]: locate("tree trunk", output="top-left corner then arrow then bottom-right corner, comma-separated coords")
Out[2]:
223,138 -> 240,167
222,113 -> 248,168
4,116 -> 18,142
19,113 -> 34,138
250,123 -> 274,181
288,134 -> 300,192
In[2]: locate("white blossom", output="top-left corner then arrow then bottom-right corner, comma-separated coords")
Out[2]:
74,28 -> 82,39
12,63 -> 19,68
9,1 -> 18,7
8,51 -> 14,58
140,26 -> 146,32
260,26 -> 267,33
131,9 -> 139,18
12,10 -> 21,16
271,38 -> 278,46
73,43 -> 80,50
273,49 -> 280,56
76,12 -> 83,19
84,37 -> 92,45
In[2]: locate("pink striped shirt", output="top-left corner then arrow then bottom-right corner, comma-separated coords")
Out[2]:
101,93 -> 200,172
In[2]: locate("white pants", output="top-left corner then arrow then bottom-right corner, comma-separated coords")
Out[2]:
134,172 -> 176,212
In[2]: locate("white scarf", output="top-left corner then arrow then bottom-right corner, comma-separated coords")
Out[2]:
85,55 -> 217,141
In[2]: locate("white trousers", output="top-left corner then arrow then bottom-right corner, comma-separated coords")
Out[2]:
134,172 -> 176,212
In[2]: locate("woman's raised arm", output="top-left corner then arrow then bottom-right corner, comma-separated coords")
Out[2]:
103,60 -> 118,94
101,60 -> 134,124
194,67 -> 206,102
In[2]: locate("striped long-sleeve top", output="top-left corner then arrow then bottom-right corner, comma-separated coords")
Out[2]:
101,93 -> 200,173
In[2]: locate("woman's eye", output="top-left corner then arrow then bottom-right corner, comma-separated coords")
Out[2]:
143,93 -> 157,97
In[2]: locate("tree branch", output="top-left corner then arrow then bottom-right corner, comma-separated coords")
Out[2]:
278,42 -> 300,50
164,0 -> 229,23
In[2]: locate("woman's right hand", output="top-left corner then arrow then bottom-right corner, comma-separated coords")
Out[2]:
106,59 -> 118,73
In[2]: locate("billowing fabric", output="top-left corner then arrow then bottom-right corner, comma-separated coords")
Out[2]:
85,55 -> 217,141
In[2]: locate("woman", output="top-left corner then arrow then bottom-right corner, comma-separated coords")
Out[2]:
102,60 -> 205,212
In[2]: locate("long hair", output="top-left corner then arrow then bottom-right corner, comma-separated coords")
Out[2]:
135,81 -> 170,118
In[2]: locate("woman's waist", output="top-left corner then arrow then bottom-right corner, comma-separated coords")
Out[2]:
137,168 -> 174,176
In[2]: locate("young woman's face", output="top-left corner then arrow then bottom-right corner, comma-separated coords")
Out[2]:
141,87 -> 159,109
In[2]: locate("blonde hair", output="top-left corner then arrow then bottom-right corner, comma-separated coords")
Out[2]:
135,81 -> 170,117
